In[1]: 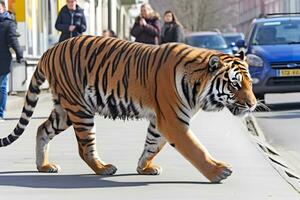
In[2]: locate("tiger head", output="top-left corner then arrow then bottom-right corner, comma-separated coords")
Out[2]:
199,51 -> 257,117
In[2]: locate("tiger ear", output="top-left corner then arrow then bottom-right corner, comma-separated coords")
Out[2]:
235,49 -> 246,61
208,55 -> 220,72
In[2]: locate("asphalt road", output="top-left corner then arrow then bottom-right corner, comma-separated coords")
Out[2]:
0,93 -> 299,200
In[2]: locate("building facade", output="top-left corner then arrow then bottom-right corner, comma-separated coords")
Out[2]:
237,0 -> 300,35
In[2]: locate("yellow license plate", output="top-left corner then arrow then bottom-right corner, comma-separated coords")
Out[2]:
278,69 -> 300,77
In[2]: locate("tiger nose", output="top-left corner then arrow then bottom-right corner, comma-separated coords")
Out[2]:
246,98 -> 257,111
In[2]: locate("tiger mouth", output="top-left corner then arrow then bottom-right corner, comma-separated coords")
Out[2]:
227,104 -> 251,117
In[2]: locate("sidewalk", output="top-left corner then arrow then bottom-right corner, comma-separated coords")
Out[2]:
0,92 -> 299,199
6,91 -> 50,111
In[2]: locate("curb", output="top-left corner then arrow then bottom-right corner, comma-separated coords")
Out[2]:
244,114 -> 300,193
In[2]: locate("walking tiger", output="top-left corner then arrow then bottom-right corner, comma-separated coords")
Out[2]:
0,36 -> 256,182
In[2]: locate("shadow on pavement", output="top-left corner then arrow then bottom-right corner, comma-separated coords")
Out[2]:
0,171 -> 214,188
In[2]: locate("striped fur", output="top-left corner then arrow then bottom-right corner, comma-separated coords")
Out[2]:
0,36 -> 256,182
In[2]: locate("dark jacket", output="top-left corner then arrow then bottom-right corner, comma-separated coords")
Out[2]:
55,5 -> 86,42
130,15 -> 161,45
0,12 -> 23,75
161,22 -> 185,44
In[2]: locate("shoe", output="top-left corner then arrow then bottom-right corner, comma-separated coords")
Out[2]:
0,117 -> 5,122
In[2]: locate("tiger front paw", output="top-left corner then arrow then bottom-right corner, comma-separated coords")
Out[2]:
37,163 -> 61,173
207,162 -> 233,183
137,164 -> 162,175
94,164 -> 118,175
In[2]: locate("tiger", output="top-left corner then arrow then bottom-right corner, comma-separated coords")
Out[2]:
0,35 -> 256,183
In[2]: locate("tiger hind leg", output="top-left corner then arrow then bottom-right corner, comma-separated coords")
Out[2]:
70,113 -> 117,175
137,120 -> 166,175
36,104 -> 71,173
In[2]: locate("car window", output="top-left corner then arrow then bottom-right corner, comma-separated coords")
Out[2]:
223,35 -> 242,46
251,20 -> 300,45
186,35 -> 228,50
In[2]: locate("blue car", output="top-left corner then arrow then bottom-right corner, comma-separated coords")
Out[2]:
186,31 -> 233,54
237,13 -> 300,101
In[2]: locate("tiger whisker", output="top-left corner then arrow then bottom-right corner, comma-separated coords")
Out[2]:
255,101 -> 270,112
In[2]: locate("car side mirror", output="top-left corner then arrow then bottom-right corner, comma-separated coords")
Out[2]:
236,39 -> 246,48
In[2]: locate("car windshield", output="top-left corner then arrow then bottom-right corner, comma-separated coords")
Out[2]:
251,20 -> 300,45
223,35 -> 243,46
186,35 -> 228,50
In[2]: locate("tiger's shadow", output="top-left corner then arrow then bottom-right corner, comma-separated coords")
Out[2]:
0,171 -> 214,188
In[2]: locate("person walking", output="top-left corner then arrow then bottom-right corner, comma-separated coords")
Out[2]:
55,0 -> 86,42
160,10 -> 185,44
130,3 -> 161,45
0,1 -> 23,121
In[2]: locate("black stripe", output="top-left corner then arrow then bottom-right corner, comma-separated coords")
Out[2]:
192,81 -> 201,106
72,121 -> 95,127
146,140 -> 157,145
8,134 -> 18,143
43,123 -> 51,136
95,76 -> 104,108
107,90 -> 119,119
74,127 -> 92,132
76,137 -> 95,146
150,122 -> 156,129
181,76 -> 191,107
129,98 -> 139,116
102,64 -> 109,95
148,128 -> 160,138
85,38 -> 96,58
67,109 -> 93,119
2,138 -> 10,146
147,150 -> 156,154
25,95 -> 38,107
28,83 -> 40,94
162,44 -> 179,63
178,105 -> 190,119
111,44 -> 125,76
177,116 -> 189,126
122,55 -> 131,102
19,117 -> 29,126
119,101 -> 128,119
88,94 -> 96,108
22,107 -> 33,117
14,124 -> 24,136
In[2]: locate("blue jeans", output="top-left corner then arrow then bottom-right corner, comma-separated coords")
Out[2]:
0,74 -> 8,118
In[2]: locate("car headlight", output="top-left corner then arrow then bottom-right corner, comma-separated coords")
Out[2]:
247,54 -> 264,67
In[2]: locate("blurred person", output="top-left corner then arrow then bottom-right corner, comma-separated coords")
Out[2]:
102,29 -> 116,38
161,10 -> 185,44
0,0 -> 23,121
130,3 -> 161,45
55,0 -> 86,42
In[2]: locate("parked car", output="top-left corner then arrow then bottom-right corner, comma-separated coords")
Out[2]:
185,31 -> 233,54
222,32 -> 245,53
236,13 -> 300,101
